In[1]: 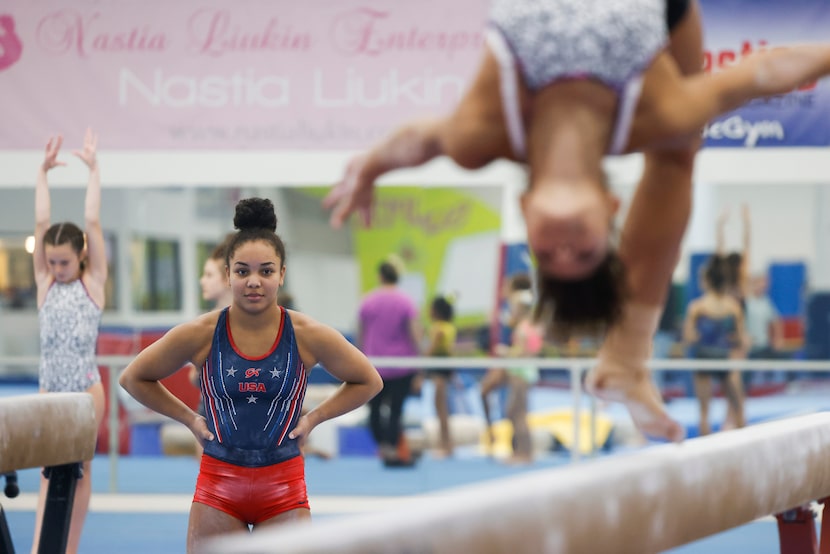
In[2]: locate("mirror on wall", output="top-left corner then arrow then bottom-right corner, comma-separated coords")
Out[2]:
0,182 -> 825,332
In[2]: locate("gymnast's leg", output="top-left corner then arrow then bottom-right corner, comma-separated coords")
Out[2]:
505,375 -> 532,464
66,382 -> 105,553
254,505 -> 311,531
585,146 -> 698,442
188,503 -> 250,554
722,369 -> 746,429
368,388 -> 391,459
31,382 -> 105,554
586,1 -> 703,442
432,373 -> 453,457
382,374 -> 415,464
479,368 -> 508,451
693,373 -> 713,436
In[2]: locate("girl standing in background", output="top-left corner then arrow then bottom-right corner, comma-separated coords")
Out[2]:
32,129 -> 108,554
426,295 -> 457,458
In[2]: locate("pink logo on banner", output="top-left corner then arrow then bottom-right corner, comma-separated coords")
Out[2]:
0,14 -> 24,71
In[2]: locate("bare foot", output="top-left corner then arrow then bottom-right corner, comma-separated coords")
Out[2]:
585,363 -> 685,443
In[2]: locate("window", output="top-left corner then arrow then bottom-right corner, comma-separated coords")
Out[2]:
131,237 -> 182,311
0,234 -> 35,310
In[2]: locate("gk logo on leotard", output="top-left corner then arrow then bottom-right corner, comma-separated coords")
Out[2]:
245,368 -> 261,378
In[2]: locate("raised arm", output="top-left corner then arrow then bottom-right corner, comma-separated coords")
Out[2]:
74,129 -> 108,291
740,204 -> 751,256
738,204 -> 752,294
33,136 -> 66,287
715,207 -> 729,256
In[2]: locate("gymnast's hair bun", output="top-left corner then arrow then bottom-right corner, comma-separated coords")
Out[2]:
234,198 -> 277,232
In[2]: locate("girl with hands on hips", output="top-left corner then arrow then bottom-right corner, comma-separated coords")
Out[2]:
119,197 -> 382,554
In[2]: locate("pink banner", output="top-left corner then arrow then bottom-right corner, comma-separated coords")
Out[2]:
0,1 -> 486,149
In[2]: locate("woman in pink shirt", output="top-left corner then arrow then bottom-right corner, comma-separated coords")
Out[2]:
359,261 -> 420,466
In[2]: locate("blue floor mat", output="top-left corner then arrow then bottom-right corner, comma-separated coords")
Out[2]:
3,511 -> 189,554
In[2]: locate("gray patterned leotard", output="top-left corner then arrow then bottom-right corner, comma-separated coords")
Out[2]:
39,279 -> 102,392
487,0 -> 668,156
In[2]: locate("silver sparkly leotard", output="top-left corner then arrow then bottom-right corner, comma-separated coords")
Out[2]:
487,0 -> 668,156
38,279 -> 102,392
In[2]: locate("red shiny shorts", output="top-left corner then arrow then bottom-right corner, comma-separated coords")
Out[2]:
193,454 -> 310,524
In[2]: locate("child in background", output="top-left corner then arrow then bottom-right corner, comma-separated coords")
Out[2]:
426,295 -> 457,458
481,274 -> 542,464
32,129 -> 108,553
683,257 -> 747,436
502,288 -> 544,464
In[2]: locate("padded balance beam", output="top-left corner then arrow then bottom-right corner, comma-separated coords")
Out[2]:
206,412 -> 830,554
0,393 -> 97,474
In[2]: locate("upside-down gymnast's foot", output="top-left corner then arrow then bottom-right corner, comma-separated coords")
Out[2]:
585,360 -> 685,443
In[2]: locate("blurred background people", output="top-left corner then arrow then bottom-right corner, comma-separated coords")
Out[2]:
359,260 -> 421,467
425,294 -> 457,459
683,257 -> 747,436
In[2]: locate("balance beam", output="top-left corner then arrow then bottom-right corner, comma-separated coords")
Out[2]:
0,393 -> 97,474
206,412 -> 830,554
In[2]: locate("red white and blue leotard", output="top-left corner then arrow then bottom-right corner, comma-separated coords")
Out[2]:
200,306 -> 307,467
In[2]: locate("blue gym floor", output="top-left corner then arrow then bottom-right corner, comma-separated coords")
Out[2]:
2,378 -> 828,553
